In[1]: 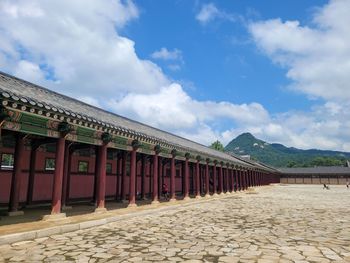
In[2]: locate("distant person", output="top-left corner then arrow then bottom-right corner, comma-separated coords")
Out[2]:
162,183 -> 169,200
323,183 -> 330,190
346,181 -> 349,189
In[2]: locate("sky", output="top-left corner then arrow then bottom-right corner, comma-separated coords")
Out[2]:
1,0 -> 350,151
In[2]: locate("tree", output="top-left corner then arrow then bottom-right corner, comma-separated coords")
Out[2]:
286,160 -> 297,168
210,140 -> 225,152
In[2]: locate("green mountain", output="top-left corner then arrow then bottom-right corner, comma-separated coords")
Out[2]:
224,133 -> 350,168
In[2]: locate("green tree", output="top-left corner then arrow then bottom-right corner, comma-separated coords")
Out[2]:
286,160 -> 297,168
210,140 -> 225,152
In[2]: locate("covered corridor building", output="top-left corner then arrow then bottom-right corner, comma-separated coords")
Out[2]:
0,72 -> 279,219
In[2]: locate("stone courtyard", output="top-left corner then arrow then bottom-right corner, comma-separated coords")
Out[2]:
0,185 -> 349,262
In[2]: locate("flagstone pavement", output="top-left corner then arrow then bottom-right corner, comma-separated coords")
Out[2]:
0,185 -> 349,262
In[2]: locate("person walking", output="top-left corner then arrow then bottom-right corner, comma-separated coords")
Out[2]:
162,183 -> 169,201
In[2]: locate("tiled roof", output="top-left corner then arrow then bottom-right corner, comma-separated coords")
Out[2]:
0,71 -> 275,170
279,166 -> 350,175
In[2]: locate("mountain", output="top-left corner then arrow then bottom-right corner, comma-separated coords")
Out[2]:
224,133 -> 350,168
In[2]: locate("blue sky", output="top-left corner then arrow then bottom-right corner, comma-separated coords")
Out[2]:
126,0 -> 326,113
1,0 -> 350,151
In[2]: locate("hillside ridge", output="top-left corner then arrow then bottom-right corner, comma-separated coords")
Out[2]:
224,133 -> 350,167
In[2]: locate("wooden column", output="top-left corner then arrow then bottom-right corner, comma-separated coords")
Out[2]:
248,170 -> 251,187
50,137 -> 66,215
8,134 -> 25,215
254,171 -> 257,186
246,170 -> 249,189
184,155 -> 190,200
93,145 -> 100,204
141,155 -> 146,200
151,152 -> 159,204
116,152 -> 122,200
95,143 -> 107,212
247,170 -> 251,188
128,144 -> 138,207
148,157 -> 152,198
26,142 -> 38,206
158,157 -> 163,198
242,170 -> 246,190
235,169 -> 239,191
213,162 -> 217,195
61,142 -> 72,209
230,168 -> 233,191
170,151 -> 176,202
250,170 -> 253,187
121,152 -> 127,201
226,166 -> 230,193
205,160 -> 210,197
219,163 -> 223,194
195,159 -> 201,198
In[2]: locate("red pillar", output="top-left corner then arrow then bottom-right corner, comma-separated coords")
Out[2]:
50,137 -> 66,215
184,156 -> 190,200
141,156 -> 146,200
253,171 -> 256,186
195,159 -> 201,198
205,160 -> 210,196
226,166 -> 230,193
248,170 -> 251,187
61,142 -> 72,209
158,157 -> 163,197
26,142 -> 37,206
128,147 -> 137,207
170,153 -> 176,202
219,163 -> 223,194
238,170 -> 242,191
151,152 -> 159,204
248,170 -> 251,188
213,162 -> 217,195
116,153 -> 122,200
247,170 -> 251,188
95,143 -> 107,211
121,152 -> 127,201
242,170 -> 246,190
235,169 -> 239,191
246,170 -> 249,189
229,168 -> 233,192
8,134 -> 25,215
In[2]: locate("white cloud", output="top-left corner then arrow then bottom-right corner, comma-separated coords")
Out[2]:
13,60 -> 46,83
196,3 -> 220,24
167,64 -> 181,71
196,3 -> 237,25
249,0 -> 350,101
245,0 -> 350,151
108,84 -> 270,145
151,47 -> 182,61
0,0 -> 168,99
